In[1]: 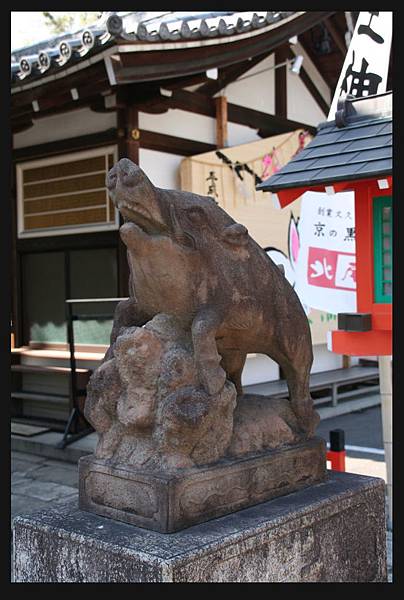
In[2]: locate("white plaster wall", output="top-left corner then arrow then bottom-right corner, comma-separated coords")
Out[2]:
13,107 -> 117,149
311,344 -> 343,374
140,110 -> 216,145
242,354 -> 279,386
287,69 -> 327,126
242,343 -> 355,387
292,43 -> 331,105
140,108 -> 261,148
227,122 -> 261,146
220,54 -> 275,114
139,148 -> 184,190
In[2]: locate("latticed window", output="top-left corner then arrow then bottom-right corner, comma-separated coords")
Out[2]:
373,196 -> 392,303
16,146 -> 118,237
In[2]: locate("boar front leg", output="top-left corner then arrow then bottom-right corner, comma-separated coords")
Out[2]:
192,308 -> 226,396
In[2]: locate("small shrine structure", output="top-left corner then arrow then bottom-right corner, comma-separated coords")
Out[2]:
258,91 -> 392,357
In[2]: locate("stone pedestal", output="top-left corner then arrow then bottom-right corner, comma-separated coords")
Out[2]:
79,437 -> 326,532
13,471 -> 387,583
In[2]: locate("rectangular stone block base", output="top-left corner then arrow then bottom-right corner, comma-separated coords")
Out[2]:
78,437 -> 326,532
13,472 -> 387,582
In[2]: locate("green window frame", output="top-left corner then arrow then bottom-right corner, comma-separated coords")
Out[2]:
373,195 -> 392,303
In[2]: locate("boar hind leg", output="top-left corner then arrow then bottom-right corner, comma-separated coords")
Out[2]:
192,309 -> 227,396
220,350 -> 246,396
103,298 -> 150,362
268,345 -> 319,437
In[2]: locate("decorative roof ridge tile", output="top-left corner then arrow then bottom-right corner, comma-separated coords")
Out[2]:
318,90 -> 393,131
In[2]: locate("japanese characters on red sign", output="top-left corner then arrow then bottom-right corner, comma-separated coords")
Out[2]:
308,247 -> 356,292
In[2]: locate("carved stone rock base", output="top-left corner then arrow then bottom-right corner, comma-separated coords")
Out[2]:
79,436 -> 326,533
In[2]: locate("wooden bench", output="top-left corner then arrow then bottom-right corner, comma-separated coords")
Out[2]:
244,366 -> 379,407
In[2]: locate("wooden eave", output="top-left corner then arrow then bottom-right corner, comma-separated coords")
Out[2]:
109,11 -> 334,85
11,10 -> 338,135
11,61 -> 111,130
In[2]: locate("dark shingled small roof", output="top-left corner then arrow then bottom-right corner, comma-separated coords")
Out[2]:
257,91 -> 392,193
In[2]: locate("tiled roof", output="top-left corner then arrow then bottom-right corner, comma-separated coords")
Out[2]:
107,11 -> 293,41
11,11 -> 295,86
257,91 -> 392,192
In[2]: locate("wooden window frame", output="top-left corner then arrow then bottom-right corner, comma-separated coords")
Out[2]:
16,145 -> 119,238
373,195 -> 392,304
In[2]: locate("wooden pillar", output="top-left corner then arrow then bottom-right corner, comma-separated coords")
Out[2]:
379,354 -> 392,529
275,46 -> 288,119
354,185 -> 374,314
11,150 -> 23,347
342,355 -> 351,368
116,91 -> 140,298
215,95 -> 228,149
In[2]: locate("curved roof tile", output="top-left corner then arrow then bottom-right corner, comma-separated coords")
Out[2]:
11,10 -> 296,86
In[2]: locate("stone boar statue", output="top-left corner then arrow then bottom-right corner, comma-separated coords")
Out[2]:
105,158 -> 318,436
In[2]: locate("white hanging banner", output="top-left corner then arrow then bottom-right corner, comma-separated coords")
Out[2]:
294,191 -> 357,314
328,11 -> 392,120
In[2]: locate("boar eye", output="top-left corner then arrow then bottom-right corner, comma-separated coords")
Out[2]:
122,173 -> 137,187
186,206 -> 205,221
106,169 -> 117,190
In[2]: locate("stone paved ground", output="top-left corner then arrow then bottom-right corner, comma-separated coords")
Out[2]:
11,451 -> 78,524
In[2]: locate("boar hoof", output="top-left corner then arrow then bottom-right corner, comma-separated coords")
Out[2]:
199,361 -> 227,396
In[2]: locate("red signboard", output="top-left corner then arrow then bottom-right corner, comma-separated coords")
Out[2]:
307,247 -> 356,292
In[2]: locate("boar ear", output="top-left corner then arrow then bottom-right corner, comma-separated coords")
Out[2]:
221,223 -> 249,246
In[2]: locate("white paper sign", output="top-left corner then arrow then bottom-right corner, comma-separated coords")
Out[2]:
328,11 -> 392,119
294,191 -> 357,314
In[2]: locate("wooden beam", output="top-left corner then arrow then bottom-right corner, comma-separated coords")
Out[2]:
134,87 -> 213,116
11,62 -> 108,109
226,102 -> 316,137
11,159 -> 23,347
215,96 -> 228,149
324,15 -> 347,56
12,79 -> 111,124
125,107 -> 140,165
13,125 -> 217,163
12,120 -> 34,134
135,89 -> 316,136
158,71 -> 210,91
116,90 -> 139,297
297,35 -> 336,91
140,130 -> 216,156
275,46 -> 289,118
13,129 -> 118,162
16,230 -> 118,254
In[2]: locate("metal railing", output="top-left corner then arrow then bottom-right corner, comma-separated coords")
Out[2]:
58,297 -> 128,449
